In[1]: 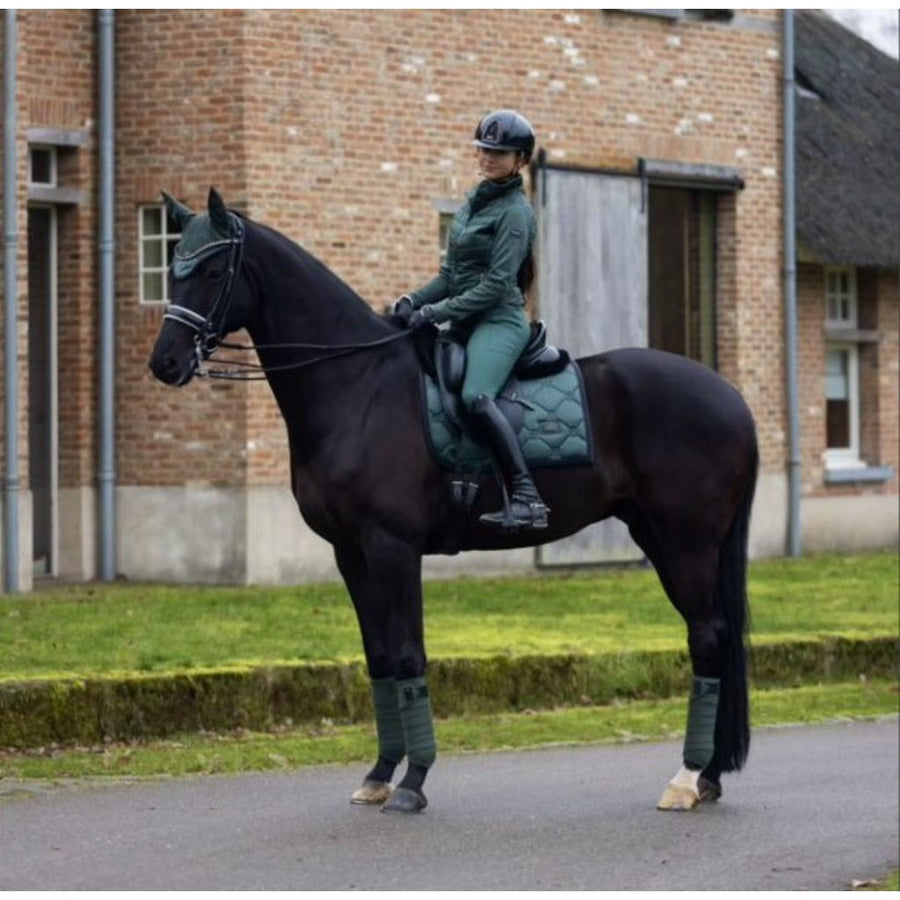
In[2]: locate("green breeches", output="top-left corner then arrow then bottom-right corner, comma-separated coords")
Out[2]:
460,305 -> 531,410
683,676 -> 720,770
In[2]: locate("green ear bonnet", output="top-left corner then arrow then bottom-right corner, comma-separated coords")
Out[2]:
162,189 -> 235,279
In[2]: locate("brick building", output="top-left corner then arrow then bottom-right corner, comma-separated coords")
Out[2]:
1,9 -> 896,590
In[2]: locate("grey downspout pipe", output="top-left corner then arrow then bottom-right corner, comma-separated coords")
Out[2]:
783,9 -> 801,557
98,10 -> 116,580
3,10 -> 19,592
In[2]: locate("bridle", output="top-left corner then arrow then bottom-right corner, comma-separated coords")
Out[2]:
162,213 -> 412,381
163,213 -> 246,376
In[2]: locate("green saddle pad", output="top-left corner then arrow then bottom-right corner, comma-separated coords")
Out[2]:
423,360 -> 594,472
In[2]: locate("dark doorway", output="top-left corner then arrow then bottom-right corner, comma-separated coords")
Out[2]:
28,205 -> 57,576
648,187 -> 717,368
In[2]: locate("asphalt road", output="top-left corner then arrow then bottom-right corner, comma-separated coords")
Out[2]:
0,718 -> 896,891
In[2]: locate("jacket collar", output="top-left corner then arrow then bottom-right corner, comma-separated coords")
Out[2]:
469,174 -> 523,211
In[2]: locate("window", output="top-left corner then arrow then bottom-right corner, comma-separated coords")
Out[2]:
825,266 -> 857,327
139,205 -> 182,304
825,343 -> 860,464
432,199 -> 462,263
439,212 -> 454,262
824,267 -> 862,468
28,146 -> 57,187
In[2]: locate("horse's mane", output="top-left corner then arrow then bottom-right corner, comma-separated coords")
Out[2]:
240,212 -> 386,324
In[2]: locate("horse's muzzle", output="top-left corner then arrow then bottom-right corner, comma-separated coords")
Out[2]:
148,353 -> 195,386
148,333 -> 198,387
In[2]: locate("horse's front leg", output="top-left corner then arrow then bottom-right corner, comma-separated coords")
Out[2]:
336,536 -> 435,813
335,543 -> 404,806
363,531 -> 434,813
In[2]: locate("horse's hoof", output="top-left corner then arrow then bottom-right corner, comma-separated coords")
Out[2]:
381,786 -> 427,814
657,766 -> 701,811
350,779 -> 395,805
697,775 -> 722,804
657,783 -> 700,811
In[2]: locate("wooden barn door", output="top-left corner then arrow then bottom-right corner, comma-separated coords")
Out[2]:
535,167 -> 647,566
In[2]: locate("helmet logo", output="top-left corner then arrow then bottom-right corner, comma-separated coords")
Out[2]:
483,119 -> 500,143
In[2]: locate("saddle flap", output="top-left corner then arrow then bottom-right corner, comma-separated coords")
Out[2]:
436,333 -> 467,393
434,332 -> 468,434
423,360 -> 593,473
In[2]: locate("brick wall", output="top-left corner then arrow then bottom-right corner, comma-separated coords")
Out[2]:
796,264 -> 826,492
233,8 -> 784,485
115,10 -> 251,489
0,10 -> 96,492
3,9 -> 894,579
874,269 -> 899,476
3,8 -> 789,494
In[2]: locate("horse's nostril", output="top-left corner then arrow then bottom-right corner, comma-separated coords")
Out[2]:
149,353 -> 183,385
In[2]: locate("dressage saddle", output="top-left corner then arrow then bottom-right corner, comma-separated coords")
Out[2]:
434,320 -> 570,435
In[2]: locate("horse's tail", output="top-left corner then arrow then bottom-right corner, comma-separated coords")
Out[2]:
711,442 -> 758,774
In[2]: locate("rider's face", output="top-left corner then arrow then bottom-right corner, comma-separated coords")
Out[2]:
477,147 -> 523,182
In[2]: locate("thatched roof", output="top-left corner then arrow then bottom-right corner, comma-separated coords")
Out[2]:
795,11 -> 899,268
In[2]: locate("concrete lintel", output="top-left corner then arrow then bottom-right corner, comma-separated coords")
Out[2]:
26,127 -> 88,148
27,185 -> 86,206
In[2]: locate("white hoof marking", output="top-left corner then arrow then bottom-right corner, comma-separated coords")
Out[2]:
657,765 -> 701,811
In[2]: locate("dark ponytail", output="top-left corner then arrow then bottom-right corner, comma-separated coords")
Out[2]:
517,249 -> 535,297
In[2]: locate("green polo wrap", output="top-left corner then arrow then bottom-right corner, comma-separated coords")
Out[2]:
683,676 -> 720,770
396,676 -> 437,768
371,677 -> 405,764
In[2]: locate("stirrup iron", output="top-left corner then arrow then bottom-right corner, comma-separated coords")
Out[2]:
480,471 -> 549,531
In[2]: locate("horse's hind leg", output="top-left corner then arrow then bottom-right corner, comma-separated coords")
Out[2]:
656,542 -> 727,811
625,514 -> 736,811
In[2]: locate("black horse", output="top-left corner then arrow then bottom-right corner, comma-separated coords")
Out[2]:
150,189 -> 758,814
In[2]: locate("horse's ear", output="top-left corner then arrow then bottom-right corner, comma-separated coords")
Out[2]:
207,187 -> 231,235
161,191 -> 195,230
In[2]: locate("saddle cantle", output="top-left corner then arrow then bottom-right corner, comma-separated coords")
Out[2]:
422,321 -> 594,474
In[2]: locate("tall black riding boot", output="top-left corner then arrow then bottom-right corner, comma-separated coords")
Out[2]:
469,394 -> 549,530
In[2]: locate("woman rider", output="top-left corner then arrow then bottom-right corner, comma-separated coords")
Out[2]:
394,109 -> 549,531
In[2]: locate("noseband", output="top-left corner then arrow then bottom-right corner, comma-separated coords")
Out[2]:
163,214 -> 245,371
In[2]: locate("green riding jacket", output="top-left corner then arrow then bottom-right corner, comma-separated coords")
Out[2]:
409,174 -> 535,326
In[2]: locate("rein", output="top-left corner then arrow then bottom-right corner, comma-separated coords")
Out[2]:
204,331 -> 413,381
163,212 -> 413,381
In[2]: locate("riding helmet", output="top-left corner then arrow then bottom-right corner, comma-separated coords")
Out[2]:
473,109 -> 536,163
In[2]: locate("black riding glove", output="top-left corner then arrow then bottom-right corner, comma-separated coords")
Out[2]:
406,306 -> 435,330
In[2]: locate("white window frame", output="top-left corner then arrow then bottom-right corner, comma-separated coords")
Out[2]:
433,198 -> 462,263
824,341 -> 862,469
823,267 -> 864,469
824,265 -> 857,329
139,204 -> 181,305
438,211 -> 455,262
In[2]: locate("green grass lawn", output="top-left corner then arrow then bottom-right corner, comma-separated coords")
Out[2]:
1,552 -> 896,681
